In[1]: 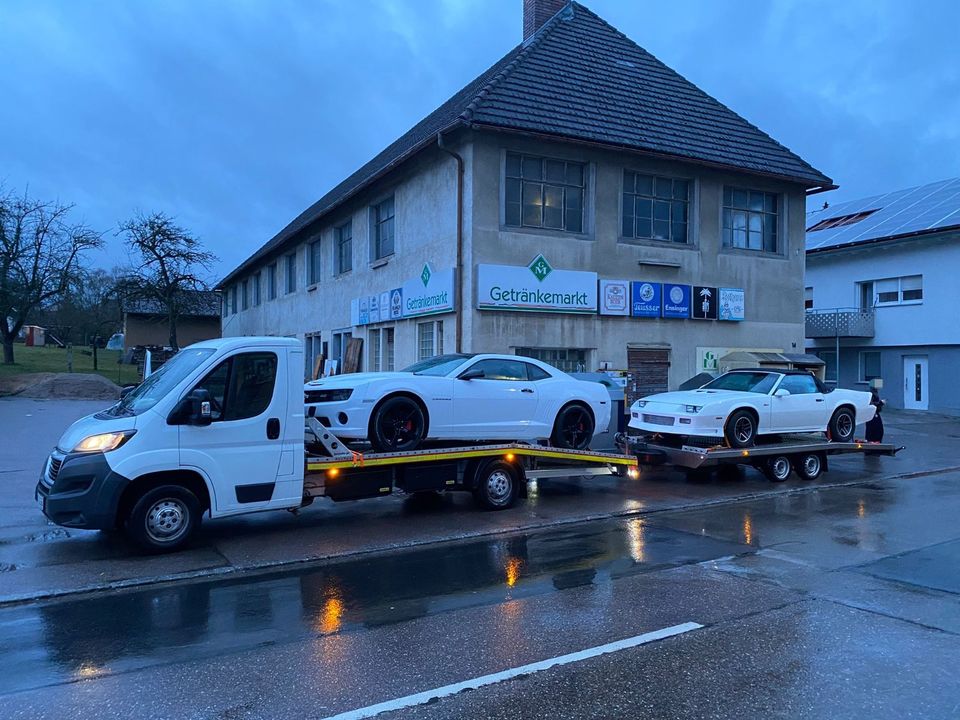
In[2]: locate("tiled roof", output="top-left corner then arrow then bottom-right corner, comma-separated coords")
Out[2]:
221,1 -> 831,286
806,177 -> 960,253
123,290 -> 222,318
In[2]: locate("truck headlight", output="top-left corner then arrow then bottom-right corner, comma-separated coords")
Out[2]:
72,430 -> 136,453
684,405 -> 703,414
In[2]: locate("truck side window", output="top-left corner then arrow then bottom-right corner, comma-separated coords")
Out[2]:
192,352 -> 278,422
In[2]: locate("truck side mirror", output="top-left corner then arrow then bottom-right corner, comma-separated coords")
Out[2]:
188,389 -> 213,426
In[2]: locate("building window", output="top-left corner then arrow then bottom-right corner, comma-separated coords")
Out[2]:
861,275 -> 922,307
228,286 -> 237,315
336,221 -> 352,274
369,329 -> 381,372
309,240 -> 322,285
267,263 -> 277,300
252,272 -> 261,306
621,171 -> 688,243
384,328 -> 395,371
859,351 -> 881,383
305,333 -> 322,380
285,253 -> 297,294
240,280 -> 249,311
373,197 -> 395,260
417,320 -> 443,360
722,187 -> 779,252
817,350 -> 837,384
804,287 -> 813,310
505,153 -> 585,233
516,347 -> 588,373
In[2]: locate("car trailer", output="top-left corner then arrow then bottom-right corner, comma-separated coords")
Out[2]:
303,419 -> 640,510
618,433 -> 902,482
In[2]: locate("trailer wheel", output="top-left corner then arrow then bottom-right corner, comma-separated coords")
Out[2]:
472,460 -> 520,510
796,453 -> 823,481
763,455 -> 792,483
124,485 -> 201,553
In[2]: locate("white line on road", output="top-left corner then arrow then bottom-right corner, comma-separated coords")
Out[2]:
320,621 -> 704,720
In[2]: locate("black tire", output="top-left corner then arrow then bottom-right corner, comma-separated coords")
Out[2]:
724,409 -> 757,448
551,403 -> 595,450
370,395 -> 427,452
472,460 -> 520,510
829,407 -> 856,443
796,453 -> 823,481
124,485 -> 201,553
764,455 -> 792,482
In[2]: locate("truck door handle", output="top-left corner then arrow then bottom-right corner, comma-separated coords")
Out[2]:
815,399 -> 824,402
267,418 -> 280,439
521,388 -> 534,394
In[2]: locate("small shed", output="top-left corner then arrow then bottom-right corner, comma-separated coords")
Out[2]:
719,351 -> 826,379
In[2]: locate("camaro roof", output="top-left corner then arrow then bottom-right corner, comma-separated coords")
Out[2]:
724,368 -> 814,376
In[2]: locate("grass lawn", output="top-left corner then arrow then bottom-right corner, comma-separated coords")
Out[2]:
0,345 -> 139,385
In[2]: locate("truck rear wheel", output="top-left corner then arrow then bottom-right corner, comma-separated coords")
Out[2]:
472,459 -> 520,510
124,485 -> 201,553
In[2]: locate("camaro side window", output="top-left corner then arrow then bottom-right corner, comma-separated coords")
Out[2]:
525,363 -> 551,381
470,359 -> 527,381
193,352 -> 278,422
779,375 -> 818,395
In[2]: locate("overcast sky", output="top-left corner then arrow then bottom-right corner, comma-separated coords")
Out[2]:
2,0 -> 958,279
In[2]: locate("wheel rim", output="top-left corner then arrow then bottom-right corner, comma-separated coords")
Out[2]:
486,470 -> 512,504
803,455 -> 821,477
145,498 -> 189,543
836,412 -> 854,438
771,457 -> 790,480
734,416 -> 754,444
561,408 -> 592,448
378,403 -> 422,448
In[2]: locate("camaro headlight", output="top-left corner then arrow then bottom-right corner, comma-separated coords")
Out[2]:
305,388 -> 354,403
72,430 -> 136,453
636,400 -> 647,408
684,405 -> 703,414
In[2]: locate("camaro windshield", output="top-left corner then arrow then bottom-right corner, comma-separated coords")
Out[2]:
702,372 -> 779,394
402,354 -> 474,376
105,348 -> 216,416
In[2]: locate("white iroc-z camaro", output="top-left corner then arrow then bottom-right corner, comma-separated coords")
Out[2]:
628,369 -> 876,448
305,354 -> 611,451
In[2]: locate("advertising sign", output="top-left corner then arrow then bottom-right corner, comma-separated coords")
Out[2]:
631,281 -> 662,318
368,294 -> 379,324
662,284 -> 691,319
477,255 -> 598,314
719,288 -> 745,321
402,264 -> 455,318
389,288 -> 403,319
692,286 -> 718,320
358,296 -> 370,325
599,280 -> 630,316
379,291 -> 390,322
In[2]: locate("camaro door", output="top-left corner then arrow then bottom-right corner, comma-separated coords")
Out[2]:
452,358 -> 539,437
770,374 -> 829,432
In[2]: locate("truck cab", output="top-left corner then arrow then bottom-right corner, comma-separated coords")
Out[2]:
36,337 -> 305,551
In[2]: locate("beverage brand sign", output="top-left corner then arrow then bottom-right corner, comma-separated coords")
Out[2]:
719,288 -> 745,321
631,281 -> 661,318
599,280 -> 630,316
662,284 -> 692,318
352,264 -> 455,326
477,255 -> 598,314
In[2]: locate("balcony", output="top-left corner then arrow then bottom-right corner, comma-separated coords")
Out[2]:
805,308 -> 875,338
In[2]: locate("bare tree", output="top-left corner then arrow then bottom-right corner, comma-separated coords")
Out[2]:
117,212 -> 217,351
0,188 -> 102,364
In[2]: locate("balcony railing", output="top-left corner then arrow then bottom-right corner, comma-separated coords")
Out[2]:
805,308 -> 875,338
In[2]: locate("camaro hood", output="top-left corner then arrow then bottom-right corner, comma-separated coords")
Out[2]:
637,389 -> 761,408
305,372 -> 412,390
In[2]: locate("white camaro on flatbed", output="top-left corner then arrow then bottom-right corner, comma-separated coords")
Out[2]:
628,369 -> 875,448
305,353 -> 611,452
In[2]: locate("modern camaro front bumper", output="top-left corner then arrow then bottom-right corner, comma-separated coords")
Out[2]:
35,450 -> 130,530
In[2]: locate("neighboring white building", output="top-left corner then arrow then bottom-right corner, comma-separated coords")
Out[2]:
219,0 -> 834,400
805,177 -> 960,415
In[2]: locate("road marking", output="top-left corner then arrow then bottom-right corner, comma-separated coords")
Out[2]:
320,621 -> 703,720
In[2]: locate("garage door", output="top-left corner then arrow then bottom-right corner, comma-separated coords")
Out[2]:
626,348 -> 670,407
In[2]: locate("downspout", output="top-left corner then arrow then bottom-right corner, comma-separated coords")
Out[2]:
437,130 -> 464,353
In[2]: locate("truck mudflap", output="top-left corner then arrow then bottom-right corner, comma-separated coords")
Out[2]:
36,451 -> 130,530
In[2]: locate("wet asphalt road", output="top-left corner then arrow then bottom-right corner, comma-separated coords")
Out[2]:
3,470 -> 960,719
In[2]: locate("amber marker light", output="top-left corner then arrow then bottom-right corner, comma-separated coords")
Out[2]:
505,453 -> 515,462
327,468 -> 340,478
741,450 -> 750,457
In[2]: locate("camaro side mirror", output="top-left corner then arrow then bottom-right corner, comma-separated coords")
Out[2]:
774,389 -> 791,397
459,368 -> 485,381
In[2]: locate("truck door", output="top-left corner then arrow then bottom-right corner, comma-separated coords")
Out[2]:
178,350 -> 287,515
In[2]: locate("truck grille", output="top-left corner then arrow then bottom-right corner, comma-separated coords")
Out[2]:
46,455 -> 63,485
642,413 -> 675,426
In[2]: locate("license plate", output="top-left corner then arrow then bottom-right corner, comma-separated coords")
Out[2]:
36,492 -> 46,514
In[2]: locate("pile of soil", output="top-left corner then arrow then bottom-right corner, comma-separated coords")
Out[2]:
0,373 -> 121,400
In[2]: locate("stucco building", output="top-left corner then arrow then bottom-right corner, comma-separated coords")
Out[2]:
805,177 -> 960,415
123,292 -> 221,349
219,0 -> 833,395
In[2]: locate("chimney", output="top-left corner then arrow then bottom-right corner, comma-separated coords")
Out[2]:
523,0 -> 566,42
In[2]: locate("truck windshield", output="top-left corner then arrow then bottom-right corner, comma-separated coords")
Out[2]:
702,372 -> 779,394
107,348 -> 216,416
402,354 -> 474,376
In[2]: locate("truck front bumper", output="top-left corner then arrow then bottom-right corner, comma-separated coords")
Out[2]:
36,451 -> 130,530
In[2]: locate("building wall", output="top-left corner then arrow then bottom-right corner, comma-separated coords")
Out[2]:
124,315 -> 221,348
466,131 -> 809,385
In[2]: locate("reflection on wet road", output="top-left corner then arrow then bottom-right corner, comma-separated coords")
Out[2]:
0,517 -> 746,695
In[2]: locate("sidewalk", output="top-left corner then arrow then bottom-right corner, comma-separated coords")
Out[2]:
1,398 -> 957,605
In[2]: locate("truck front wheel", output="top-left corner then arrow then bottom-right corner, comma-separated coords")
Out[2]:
124,485 -> 201,553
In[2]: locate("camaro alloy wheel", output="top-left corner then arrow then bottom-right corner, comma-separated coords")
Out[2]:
372,396 -> 426,452
552,404 -> 595,450
829,408 -> 856,442
725,409 -> 756,449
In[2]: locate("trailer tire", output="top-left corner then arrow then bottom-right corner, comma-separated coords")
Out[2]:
763,455 -> 792,483
796,453 -> 824,481
725,409 -> 757,448
472,459 -> 520,511
124,485 -> 201,553
828,407 -> 856,443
